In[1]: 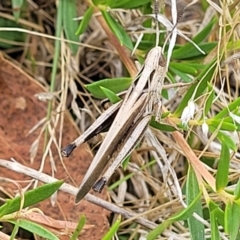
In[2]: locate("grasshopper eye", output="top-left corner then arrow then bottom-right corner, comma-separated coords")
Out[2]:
159,54 -> 166,67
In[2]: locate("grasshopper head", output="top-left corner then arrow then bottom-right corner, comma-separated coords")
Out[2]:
146,46 -> 166,69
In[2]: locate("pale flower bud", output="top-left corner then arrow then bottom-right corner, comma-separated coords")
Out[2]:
181,101 -> 195,125
202,122 -> 209,137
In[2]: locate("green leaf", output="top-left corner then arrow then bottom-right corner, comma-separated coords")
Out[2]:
231,203 -> 240,240
204,86 -> 215,115
102,215 -> 121,240
0,18 -> 25,49
133,40 -> 155,51
0,181 -> 63,217
224,201 -> 240,240
172,42 -> 217,59
183,62 -> 205,71
146,219 -> 173,240
10,219 -> 59,240
215,130 -> 237,151
190,18 -> 216,44
75,6 -> 93,36
62,0 -> 79,55
71,215 -> 86,240
207,119 -> 237,131
169,62 -> 198,76
186,166 -> 204,240
168,192 -> 203,222
161,88 -> 169,100
147,191 -> 202,239
208,200 -> 224,240
234,180 -> 240,200
174,59 -> 217,116
122,155 -> 130,170
210,209 -> 221,240
101,10 -> 133,50
92,0 -> 108,6
214,97 -> 240,119
100,86 -> 121,103
150,119 -> 177,132
172,19 -> 216,59
85,77 -> 132,98
194,60 -> 217,99
169,65 -> 193,82
224,201 -> 232,233
167,71 -> 177,84
109,0 -> 151,9
10,220 -> 19,239
11,0 -> 24,22
208,200 -> 224,227
216,142 -> 230,191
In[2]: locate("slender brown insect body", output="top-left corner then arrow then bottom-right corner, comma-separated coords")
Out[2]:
73,47 -> 166,203
61,0 -> 169,203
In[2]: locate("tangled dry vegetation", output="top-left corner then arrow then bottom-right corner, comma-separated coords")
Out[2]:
1,0 -> 240,239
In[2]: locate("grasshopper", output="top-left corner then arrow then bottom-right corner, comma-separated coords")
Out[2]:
62,46 -> 166,203
62,1 -> 168,203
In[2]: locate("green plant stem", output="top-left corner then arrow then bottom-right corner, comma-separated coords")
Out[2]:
44,0 -> 62,149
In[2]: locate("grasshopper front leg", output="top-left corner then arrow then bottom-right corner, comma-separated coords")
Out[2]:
61,100 -> 122,157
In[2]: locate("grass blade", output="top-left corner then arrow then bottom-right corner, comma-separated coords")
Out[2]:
216,141 -> 230,191
102,215 -> 121,240
70,215 -> 86,240
62,0 -> 79,55
0,181 -> 63,217
10,219 -> 59,240
186,166 -> 204,240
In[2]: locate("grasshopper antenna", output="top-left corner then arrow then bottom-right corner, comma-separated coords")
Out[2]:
162,0 -> 198,52
154,0 -> 160,47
